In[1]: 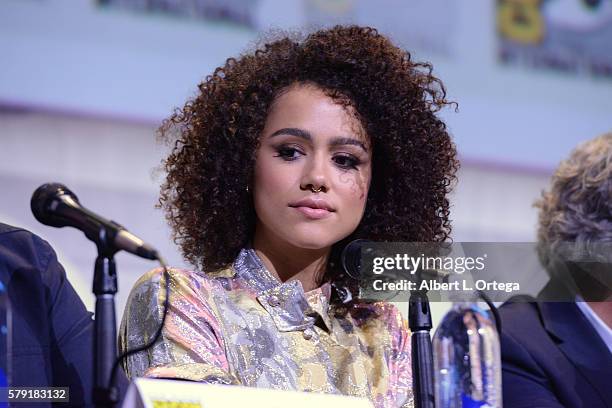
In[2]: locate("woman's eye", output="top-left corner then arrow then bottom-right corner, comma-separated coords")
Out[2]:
274,146 -> 303,161
333,154 -> 360,169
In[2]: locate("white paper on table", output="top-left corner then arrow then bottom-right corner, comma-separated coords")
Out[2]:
122,378 -> 375,408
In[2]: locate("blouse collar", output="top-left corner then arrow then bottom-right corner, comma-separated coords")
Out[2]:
211,248 -> 334,333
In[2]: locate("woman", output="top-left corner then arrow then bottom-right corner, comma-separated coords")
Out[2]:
120,25 -> 458,408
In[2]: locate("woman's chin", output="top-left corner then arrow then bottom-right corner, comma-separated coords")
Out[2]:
288,238 -> 332,251
286,231 -> 345,251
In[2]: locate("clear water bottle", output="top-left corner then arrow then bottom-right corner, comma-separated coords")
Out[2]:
433,302 -> 502,408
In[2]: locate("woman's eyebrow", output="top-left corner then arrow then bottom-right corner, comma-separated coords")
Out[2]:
329,137 -> 368,152
269,128 -> 312,140
269,128 -> 368,152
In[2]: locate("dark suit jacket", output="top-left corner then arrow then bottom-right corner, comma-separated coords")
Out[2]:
500,284 -> 612,407
0,223 -> 127,407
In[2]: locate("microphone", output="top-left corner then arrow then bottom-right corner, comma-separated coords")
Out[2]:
31,183 -> 158,260
341,239 -> 370,279
341,239 -> 436,407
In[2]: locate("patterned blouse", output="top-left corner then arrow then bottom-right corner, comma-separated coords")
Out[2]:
119,248 -> 413,408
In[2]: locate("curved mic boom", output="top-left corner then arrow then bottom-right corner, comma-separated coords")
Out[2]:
31,183 -> 158,260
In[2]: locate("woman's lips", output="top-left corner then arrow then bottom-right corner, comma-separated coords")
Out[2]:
289,197 -> 335,220
292,206 -> 333,219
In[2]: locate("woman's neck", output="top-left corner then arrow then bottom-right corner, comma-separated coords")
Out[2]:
252,232 -> 329,292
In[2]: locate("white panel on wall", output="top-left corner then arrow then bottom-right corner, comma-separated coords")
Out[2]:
2,0 -> 610,169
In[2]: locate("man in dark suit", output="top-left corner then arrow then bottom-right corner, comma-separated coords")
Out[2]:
0,222 -> 128,407
499,133 -> 612,407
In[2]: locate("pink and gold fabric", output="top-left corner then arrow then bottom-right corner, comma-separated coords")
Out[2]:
120,248 -> 413,408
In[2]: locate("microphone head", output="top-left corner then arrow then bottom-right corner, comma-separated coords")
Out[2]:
341,239 -> 372,279
31,183 -> 80,228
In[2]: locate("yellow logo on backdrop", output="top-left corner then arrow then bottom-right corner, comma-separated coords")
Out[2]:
498,0 -> 544,44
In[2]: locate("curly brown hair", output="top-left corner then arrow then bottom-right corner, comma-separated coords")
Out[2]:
159,25 -> 459,281
536,133 -> 612,277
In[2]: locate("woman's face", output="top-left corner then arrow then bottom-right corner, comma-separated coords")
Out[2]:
253,84 -> 372,251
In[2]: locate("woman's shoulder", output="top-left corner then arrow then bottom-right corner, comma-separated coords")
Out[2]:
128,265 -> 233,300
122,265 -> 235,331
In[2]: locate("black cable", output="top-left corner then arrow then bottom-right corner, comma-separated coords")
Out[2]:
107,255 -> 171,390
477,290 -> 502,335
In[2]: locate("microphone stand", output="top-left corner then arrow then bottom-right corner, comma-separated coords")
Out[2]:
92,231 -> 120,408
409,269 -> 435,408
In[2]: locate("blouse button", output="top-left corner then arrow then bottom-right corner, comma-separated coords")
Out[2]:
268,294 -> 281,307
303,328 -> 314,340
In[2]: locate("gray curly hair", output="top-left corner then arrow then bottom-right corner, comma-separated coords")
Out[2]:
536,133 -> 612,286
